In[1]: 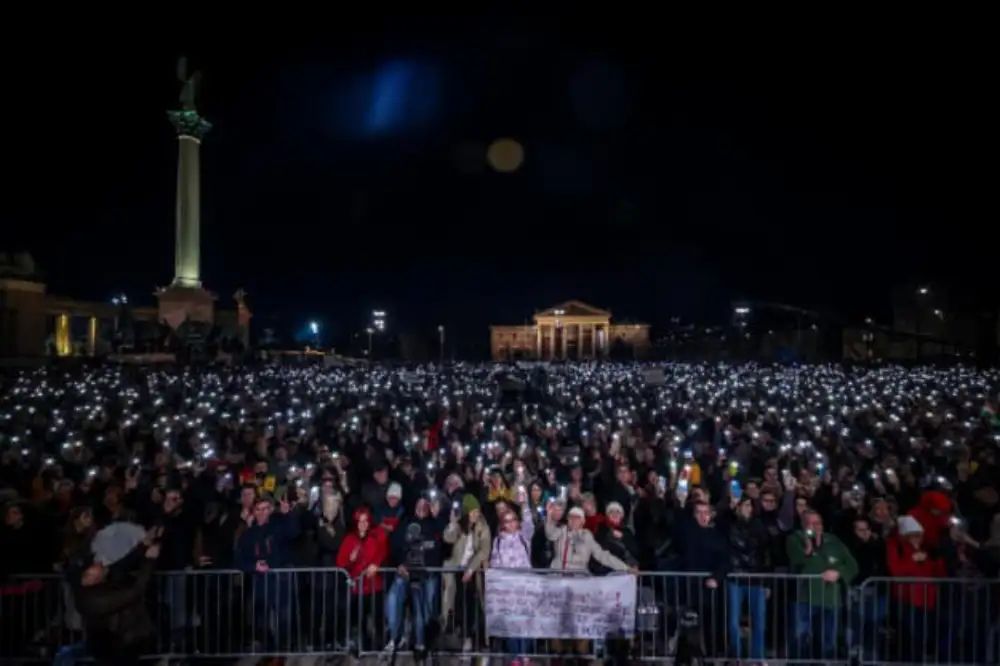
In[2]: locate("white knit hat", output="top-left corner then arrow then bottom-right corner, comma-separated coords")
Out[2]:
568,507 -> 585,519
897,515 -> 923,535
605,502 -> 625,516
386,482 -> 403,499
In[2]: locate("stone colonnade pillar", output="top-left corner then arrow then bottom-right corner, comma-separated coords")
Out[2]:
55,314 -> 71,357
86,316 -> 98,356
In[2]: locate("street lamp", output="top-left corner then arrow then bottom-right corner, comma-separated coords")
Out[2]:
366,327 -> 374,356
372,310 -> 386,332
437,325 -> 445,363
915,286 -> 930,359
309,321 -> 320,347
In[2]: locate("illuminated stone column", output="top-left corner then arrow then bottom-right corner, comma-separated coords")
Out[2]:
546,326 -> 555,361
55,314 -> 71,357
560,325 -> 567,359
86,316 -> 98,356
167,109 -> 212,288
536,326 -> 542,359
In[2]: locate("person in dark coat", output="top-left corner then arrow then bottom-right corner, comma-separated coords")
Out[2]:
73,540 -> 160,666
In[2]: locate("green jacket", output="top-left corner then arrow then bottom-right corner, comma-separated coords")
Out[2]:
786,530 -> 858,608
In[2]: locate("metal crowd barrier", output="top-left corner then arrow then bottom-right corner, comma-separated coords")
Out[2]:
2,568 -> 996,664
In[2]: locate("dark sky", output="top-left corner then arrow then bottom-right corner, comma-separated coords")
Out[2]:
4,17 -> 991,349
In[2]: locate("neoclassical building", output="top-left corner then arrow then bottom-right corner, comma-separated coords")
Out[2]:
490,300 -> 650,360
0,252 -> 249,359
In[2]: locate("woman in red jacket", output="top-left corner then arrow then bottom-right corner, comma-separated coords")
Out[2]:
337,507 -> 389,650
885,515 -> 949,662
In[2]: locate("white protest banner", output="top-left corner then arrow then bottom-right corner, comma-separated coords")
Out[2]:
643,367 -> 665,386
485,569 -> 636,639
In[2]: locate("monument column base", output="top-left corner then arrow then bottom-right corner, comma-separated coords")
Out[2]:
156,284 -> 216,329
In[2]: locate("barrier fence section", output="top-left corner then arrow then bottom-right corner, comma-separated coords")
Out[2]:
1,568 -> 997,664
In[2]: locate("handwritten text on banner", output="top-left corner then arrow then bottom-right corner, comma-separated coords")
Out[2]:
485,570 -> 636,639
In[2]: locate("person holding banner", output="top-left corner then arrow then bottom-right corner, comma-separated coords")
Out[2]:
545,506 -> 637,657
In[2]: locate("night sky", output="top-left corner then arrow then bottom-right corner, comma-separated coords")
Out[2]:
5,19 -> 991,352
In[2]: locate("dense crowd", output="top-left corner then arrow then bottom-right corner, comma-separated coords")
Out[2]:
1,361 -> 998,665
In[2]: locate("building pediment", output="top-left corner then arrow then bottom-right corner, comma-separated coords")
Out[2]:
535,300 -> 611,319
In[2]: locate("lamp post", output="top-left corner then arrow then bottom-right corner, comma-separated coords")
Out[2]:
437,325 -> 445,364
916,286 -> 929,360
309,321 -> 320,348
366,327 -> 374,356
111,294 -> 128,334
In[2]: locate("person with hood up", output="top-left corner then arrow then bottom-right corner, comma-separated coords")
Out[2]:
233,495 -> 302,652
442,494 -> 492,653
385,496 -> 443,656
906,489 -> 953,551
490,500 -> 535,665
336,506 -> 388,650
72,535 -> 161,666
885,515 -> 948,662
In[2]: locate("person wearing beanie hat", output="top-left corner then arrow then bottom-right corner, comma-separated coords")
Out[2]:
545,502 -> 633,574
442,494 -> 492,650
886,512 -> 947,626
461,494 -> 480,516
544,495 -> 635,656
896,515 -> 923,536
375,482 -> 405,534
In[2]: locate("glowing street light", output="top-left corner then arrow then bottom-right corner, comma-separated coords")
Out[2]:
372,310 -> 387,332
111,294 -> 128,306
366,327 -> 374,356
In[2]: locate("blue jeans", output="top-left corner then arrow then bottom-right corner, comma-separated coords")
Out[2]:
386,575 -> 439,647
162,573 -> 188,636
506,637 -> 529,657
791,603 -> 839,660
726,582 -> 766,659
52,643 -> 86,666
848,588 -> 886,661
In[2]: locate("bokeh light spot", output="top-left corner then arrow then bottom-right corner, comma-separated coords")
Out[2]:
487,138 -> 524,173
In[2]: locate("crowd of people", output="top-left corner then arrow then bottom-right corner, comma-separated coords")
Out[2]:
1,361 -> 998,666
